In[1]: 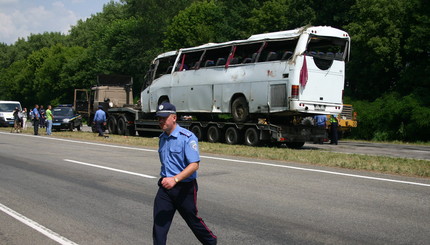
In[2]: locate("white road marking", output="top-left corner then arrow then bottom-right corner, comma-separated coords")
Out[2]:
0,203 -> 78,245
64,159 -> 157,179
2,132 -> 429,187
201,156 -> 430,187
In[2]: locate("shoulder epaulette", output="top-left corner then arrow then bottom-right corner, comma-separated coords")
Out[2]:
179,130 -> 192,137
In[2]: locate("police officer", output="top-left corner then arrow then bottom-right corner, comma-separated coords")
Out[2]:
93,105 -> 106,136
153,102 -> 217,245
32,104 -> 40,135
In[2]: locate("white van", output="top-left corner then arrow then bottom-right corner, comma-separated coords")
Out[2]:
0,101 -> 22,126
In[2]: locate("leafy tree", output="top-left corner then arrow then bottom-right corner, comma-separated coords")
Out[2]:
163,1 -> 228,50
286,0 -> 316,28
345,0 -> 407,100
246,0 -> 290,34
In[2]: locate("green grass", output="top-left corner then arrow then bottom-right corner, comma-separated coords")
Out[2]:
4,127 -> 430,178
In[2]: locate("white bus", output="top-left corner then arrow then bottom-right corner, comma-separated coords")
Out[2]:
141,26 -> 350,123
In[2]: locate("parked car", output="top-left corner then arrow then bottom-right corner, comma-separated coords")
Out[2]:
0,101 -> 22,127
52,104 -> 82,131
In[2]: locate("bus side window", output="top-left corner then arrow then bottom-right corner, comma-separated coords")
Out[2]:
181,51 -> 204,71
201,46 -> 231,68
259,39 -> 298,62
234,43 -> 263,64
154,55 -> 176,78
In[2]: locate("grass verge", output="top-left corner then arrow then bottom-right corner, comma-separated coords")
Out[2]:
3,127 -> 430,178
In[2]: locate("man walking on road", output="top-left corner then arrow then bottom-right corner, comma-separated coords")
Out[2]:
153,102 -> 217,245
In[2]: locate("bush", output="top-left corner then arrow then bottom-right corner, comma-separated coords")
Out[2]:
349,93 -> 430,142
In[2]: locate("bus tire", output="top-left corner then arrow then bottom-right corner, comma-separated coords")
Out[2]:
107,116 -> 118,134
117,116 -> 127,135
244,127 -> 260,146
231,97 -> 249,123
225,127 -> 240,145
190,125 -> 204,141
207,125 -> 221,143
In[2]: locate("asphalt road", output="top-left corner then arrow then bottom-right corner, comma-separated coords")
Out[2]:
80,125 -> 430,160
1,132 -> 429,244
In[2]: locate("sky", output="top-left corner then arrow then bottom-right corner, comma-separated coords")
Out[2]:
0,0 -> 116,44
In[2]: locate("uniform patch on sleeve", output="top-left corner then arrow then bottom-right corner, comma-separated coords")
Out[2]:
189,140 -> 198,151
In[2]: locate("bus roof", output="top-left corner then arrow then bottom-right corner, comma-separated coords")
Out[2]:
154,26 -> 349,59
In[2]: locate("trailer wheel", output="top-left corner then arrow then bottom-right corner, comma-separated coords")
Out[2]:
244,127 -> 260,146
190,125 -> 204,141
286,142 -> 305,149
231,97 -> 249,123
207,125 -> 221,143
117,116 -> 127,135
107,116 -> 118,134
128,127 -> 136,136
225,127 -> 240,145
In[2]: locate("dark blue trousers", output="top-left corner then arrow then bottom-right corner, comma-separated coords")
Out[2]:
153,179 -> 217,245
33,119 -> 39,135
95,121 -> 104,136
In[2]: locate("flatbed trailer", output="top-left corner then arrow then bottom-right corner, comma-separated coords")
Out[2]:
75,75 -> 327,148
135,109 -> 326,148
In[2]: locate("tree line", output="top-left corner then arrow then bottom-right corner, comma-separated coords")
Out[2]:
0,0 -> 429,141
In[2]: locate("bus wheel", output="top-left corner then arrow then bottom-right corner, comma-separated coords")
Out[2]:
244,127 -> 260,146
231,97 -> 249,123
207,125 -> 221,143
190,125 -> 204,141
286,142 -> 305,149
117,116 -> 127,135
225,127 -> 240,145
107,116 -> 118,134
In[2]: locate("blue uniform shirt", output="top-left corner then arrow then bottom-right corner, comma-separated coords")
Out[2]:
314,115 -> 327,127
93,109 -> 106,122
158,125 -> 200,182
33,108 -> 40,119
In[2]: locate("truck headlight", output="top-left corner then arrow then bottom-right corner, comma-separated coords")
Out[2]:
63,119 -> 70,123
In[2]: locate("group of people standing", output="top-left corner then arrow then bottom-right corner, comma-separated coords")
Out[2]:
31,104 -> 53,135
10,107 -> 27,133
